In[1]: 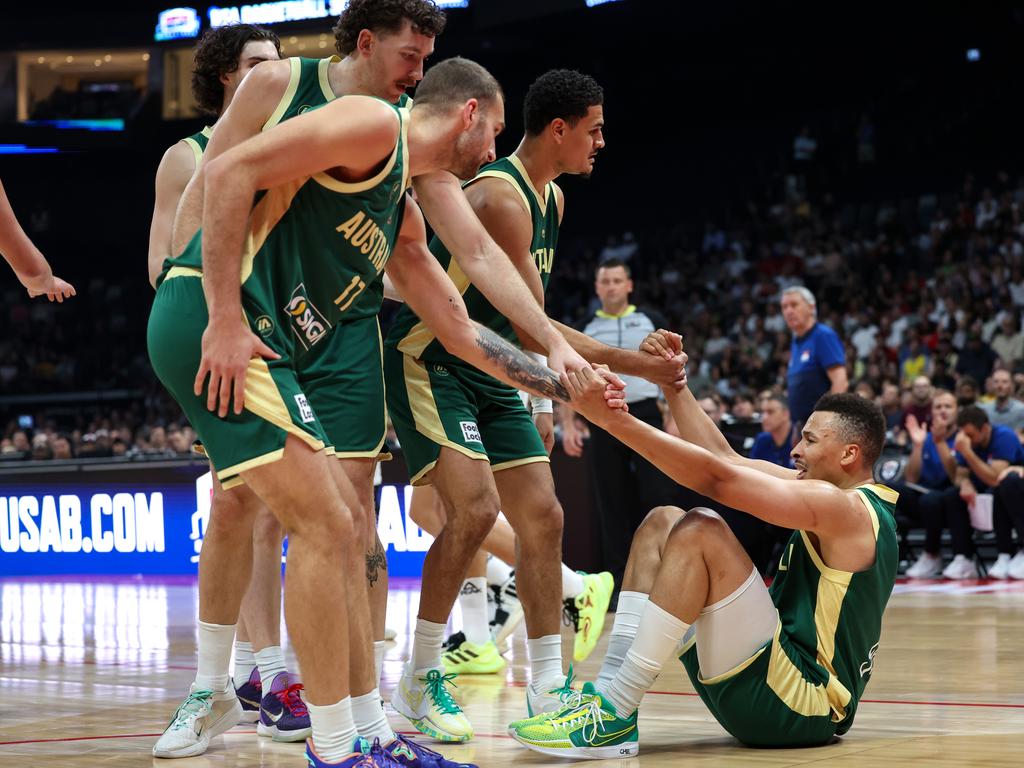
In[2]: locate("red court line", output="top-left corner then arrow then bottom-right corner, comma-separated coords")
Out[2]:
648,689 -> 1024,709
0,730 -> 257,746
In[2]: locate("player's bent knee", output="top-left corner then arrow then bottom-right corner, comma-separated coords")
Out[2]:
665,507 -> 728,547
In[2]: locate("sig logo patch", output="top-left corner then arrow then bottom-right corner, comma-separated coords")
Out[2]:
254,315 -> 274,337
294,393 -> 315,424
459,421 -> 482,444
286,284 -> 329,350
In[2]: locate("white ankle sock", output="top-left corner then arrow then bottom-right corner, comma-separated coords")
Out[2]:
195,620 -> 235,692
255,645 -> 288,692
410,618 -> 446,672
486,555 -> 513,586
596,591 -> 648,692
233,640 -> 257,685
561,564 -> 585,600
307,697 -> 359,763
374,640 -> 386,690
352,688 -> 394,743
604,601 -> 689,718
459,577 -> 491,645
527,634 -> 564,694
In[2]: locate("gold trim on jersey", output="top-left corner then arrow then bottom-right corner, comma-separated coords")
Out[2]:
201,125 -> 213,139
698,643 -> 769,686
398,107 -> 412,192
221,475 -> 246,490
470,169 -> 531,213
164,265 -> 203,281
312,107 -> 404,193
240,180 -> 306,284
813,564 -> 853,687
765,621 -> 835,718
318,55 -> 340,101
183,137 -> 203,168
262,57 -> 302,132
508,154 -> 551,211
217,448 -> 285,482
491,455 -> 551,473
858,483 -> 899,505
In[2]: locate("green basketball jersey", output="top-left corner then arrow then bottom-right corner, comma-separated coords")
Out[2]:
181,125 -> 213,167
265,55 -> 412,130
387,154 -> 559,364
163,100 -> 410,355
769,483 -> 898,732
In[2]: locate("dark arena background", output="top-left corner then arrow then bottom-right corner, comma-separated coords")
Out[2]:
1,1 -> 1023,766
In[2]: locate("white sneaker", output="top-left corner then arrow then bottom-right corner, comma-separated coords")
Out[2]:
942,554 -> 979,580
490,573 -> 524,646
153,683 -> 242,758
905,551 -> 942,578
391,666 -> 473,742
1008,551 -> 1024,579
989,553 -> 1012,579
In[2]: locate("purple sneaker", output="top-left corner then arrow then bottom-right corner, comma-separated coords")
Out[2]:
381,734 -> 478,768
306,737 -> 398,767
256,672 -> 312,742
234,668 -> 262,723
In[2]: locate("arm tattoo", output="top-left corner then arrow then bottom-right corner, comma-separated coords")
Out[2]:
365,539 -> 387,587
474,324 -> 569,402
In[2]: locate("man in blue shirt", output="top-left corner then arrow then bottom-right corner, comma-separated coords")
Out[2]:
939,406 -> 1024,578
749,394 -> 796,468
901,390 -> 959,578
781,286 -> 847,428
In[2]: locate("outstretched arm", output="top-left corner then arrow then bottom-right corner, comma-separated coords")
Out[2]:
0,178 -> 75,302
412,171 -> 587,375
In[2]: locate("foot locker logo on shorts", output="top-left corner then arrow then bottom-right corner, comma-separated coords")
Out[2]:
294,394 -> 316,424
460,421 -> 482,443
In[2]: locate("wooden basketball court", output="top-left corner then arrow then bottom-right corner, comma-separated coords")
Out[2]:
2,576 -> 1023,766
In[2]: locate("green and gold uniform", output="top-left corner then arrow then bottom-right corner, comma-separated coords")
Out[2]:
182,125 -> 212,167
384,155 -> 558,485
679,484 -> 899,746
148,95 -> 410,487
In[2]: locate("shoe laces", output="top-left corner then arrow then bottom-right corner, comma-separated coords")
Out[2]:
420,669 -> 462,716
546,664 -> 587,709
395,733 -> 442,760
556,697 -> 607,743
168,689 -> 213,731
275,682 -> 309,718
367,737 -> 404,767
562,598 -> 581,631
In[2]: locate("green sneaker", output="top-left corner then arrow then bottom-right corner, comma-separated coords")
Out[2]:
509,667 -> 591,733
511,686 -> 639,759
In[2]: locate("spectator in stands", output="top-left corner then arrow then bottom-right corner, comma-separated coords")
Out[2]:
729,392 -> 756,421
901,390 -> 959,578
11,430 -> 29,454
941,406 -> 1024,578
901,376 -> 934,431
956,333 -> 998,385
749,394 -> 796,467
982,368 -> 1024,431
781,286 -> 847,430
899,330 -> 931,386
992,465 -> 1024,578
699,394 -> 726,424
51,435 -> 72,459
991,315 -> 1024,370
879,380 -> 903,431
956,375 -> 979,407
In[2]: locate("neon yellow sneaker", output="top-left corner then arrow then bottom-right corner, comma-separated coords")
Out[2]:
441,632 -> 506,675
564,571 -> 615,662
391,668 -> 473,743
509,665 -> 587,732
512,683 -> 639,759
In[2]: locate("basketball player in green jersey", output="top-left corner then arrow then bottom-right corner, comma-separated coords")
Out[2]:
385,70 -> 685,742
512,332 -> 898,759
149,6 -> 442,755
148,58 -> 620,768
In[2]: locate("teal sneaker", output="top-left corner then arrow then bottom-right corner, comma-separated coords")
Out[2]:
511,686 -> 639,759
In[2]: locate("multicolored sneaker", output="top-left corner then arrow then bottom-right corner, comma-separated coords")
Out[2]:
442,632 -> 506,675
380,733 -> 479,767
511,684 -> 639,759
256,671 -> 312,742
304,737 -> 381,767
489,574 -> 524,646
234,668 -> 262,723
391,667 -> 473,743
152,683 -> 243,758
563,571 -> 615,662
515,664 -> 588,727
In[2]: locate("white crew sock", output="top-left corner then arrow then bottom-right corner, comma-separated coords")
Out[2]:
595,591 -> 649,692
486,555 -> 514,586
352,688 -> 395,743
603,601 -> 690,718
374,640 -> 386,690
459,577 -> 491,645
562,564 -> 586,600
527,634 -> 564,694
410,618 -> 446,672
233,640 -> 257,686
307,697 -> 359,763
195,620 -> 235,692
255,645 -> 288,692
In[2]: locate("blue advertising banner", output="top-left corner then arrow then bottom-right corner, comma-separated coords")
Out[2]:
0,462 -> 430,577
